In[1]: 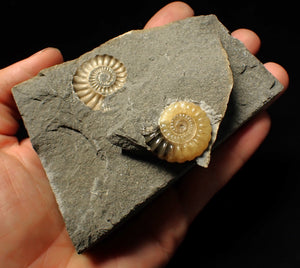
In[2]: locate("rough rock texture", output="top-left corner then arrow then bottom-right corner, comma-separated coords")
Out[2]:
12,15 -> 283,253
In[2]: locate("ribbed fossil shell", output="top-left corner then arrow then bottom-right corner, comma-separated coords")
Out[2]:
145,101 -> 212,163
72,54 -> 127,110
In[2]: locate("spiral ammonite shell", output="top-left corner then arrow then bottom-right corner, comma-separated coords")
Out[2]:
145,101 -> 212,163
72,54 -> 127,110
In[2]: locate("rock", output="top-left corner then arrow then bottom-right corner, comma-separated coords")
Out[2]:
12,15 -> 283,253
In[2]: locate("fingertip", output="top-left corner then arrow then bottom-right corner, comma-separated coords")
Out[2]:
144,1 -> 194,29
11,47 -> 64,79
33,47 -> 64,66
264,62 -> 289,91
0,47 -> 64,108
45,47 -> 64,63
231,28 -> 261,55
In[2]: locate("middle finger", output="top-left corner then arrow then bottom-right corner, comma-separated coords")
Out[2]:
231,28 -> 261,55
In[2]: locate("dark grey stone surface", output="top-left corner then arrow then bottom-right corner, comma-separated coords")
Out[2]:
12,15 -> 283,253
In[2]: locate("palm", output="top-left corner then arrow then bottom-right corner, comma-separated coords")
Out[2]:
0,2 -> 288,268
0,137 -> 61,264
0,135 -> 187,267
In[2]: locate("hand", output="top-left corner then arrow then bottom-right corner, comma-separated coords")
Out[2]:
0,2 -> 289,267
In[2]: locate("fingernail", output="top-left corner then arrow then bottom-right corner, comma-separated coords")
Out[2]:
32,47 -> 61,56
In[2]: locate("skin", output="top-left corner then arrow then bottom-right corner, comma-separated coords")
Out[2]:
0,2 -> 289,268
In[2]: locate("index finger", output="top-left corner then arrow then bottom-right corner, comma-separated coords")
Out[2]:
0,47 -> 63,109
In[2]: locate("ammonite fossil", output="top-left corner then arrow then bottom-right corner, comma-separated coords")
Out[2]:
72,54 -> 127,110
144,101 -> 212,163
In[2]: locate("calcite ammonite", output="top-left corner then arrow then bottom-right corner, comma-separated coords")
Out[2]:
72,54 -> 127,110
145,101 -> 212,163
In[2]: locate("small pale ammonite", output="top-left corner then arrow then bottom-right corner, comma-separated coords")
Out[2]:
144,101 -> 212,163
72,54 -> 127,110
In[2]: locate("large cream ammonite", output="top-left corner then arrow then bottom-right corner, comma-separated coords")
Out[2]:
72,54 -> 127,110
145,101 -> 212,163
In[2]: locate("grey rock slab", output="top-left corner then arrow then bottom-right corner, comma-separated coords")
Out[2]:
12,15 -> 283,253
105,31 -> 233,167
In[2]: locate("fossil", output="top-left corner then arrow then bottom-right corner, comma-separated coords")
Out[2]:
72,54 -> 127,110
145,101 -> 212,163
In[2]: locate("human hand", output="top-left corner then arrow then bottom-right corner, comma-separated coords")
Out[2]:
0,2 -> 289,267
